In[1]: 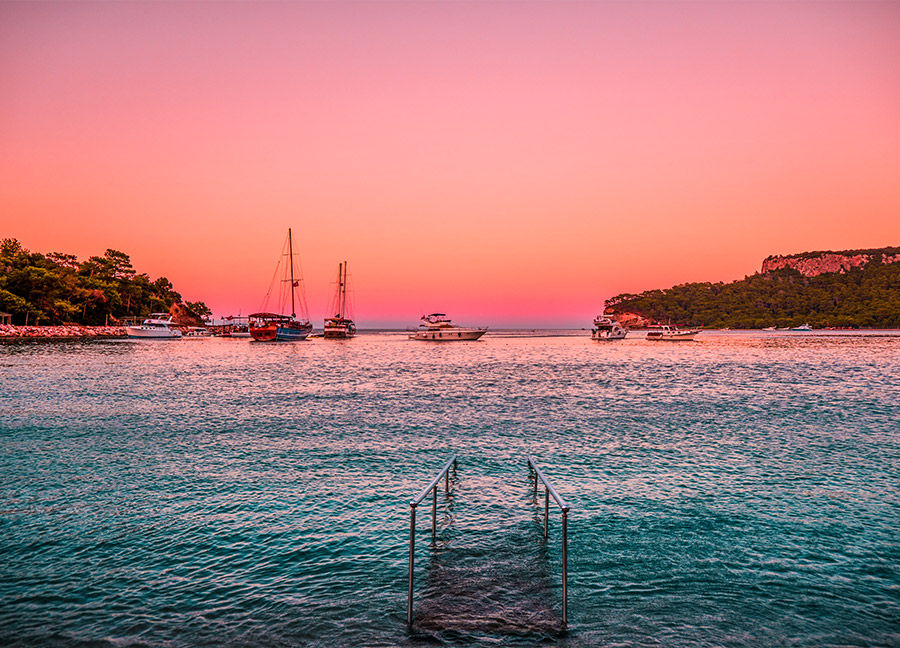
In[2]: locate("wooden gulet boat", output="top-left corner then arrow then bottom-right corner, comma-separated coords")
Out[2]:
323,261 -> 356,339
249,228 -> 313,342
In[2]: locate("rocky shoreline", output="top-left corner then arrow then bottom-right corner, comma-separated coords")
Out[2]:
0,325 -> 126,339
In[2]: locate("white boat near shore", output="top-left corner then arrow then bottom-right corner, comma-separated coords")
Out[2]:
646,324 -> 699,341
126,314 -> 182,339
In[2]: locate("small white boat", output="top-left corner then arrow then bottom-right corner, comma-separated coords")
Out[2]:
591,313 -> 627,340
791,323 -> 812,331
762,326 -> 777,331
126,313 -> 182,339
182,326 -> 212,338
409,313 -> 486,341
646,324 -> 699,341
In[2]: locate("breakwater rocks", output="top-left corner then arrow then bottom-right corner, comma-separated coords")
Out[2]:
0,325 -> 126,339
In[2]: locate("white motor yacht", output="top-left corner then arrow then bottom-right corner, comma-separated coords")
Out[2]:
409,313 -> 486,341
591,313 -> 628,340
126,314 -> 182,339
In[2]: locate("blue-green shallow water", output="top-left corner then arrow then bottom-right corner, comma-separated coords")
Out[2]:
1,331 -> 898,647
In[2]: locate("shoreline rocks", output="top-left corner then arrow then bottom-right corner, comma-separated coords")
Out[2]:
0,325 -> 127,339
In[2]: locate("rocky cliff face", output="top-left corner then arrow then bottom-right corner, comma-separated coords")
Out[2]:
170,302 -> 206,327
761,248 -> 900,277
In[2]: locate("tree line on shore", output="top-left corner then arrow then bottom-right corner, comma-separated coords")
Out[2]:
606,262 -> 900,329
0,238 -> 210,326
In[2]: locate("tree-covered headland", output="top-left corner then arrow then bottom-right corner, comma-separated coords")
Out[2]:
607,251 -> 900,329
0,238 -> 210,325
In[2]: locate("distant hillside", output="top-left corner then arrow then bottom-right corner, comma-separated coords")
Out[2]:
606,246 -> 900,329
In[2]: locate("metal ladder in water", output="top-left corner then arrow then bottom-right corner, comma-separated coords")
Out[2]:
406,454 -> 570,628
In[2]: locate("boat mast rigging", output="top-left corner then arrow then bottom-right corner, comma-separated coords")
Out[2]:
287,228 -> 296,318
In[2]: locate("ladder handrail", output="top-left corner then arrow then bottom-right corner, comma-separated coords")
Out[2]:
410,454 -> 457,507
408,454 -> 457,627
528,455 -> 570,628
528,455 -> 570,512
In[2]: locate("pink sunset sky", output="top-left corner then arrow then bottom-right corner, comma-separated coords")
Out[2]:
2,1 -> 899,327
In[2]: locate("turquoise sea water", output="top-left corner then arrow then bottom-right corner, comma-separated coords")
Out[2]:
1,331 -> 898,647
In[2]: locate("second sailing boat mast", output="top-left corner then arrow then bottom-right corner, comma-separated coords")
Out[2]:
338,261 -> 346,320
288,228 -> 296,319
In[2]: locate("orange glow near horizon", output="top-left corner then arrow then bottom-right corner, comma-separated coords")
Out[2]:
2,2 -> 900,327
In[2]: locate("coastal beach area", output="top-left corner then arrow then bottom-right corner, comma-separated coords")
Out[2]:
0,324 -> 126,339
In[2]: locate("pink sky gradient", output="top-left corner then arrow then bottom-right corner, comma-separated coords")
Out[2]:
2,1 -> 899,327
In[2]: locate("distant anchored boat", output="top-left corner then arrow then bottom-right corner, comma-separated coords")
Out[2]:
323,261 -> 356,339
182,326 -> 212,338
126,313 -> 182,339
790,323 -> 812,331
409,314 -> 487,341
646,324 -> 699,341
249,228 -> 312,342
218,316 -> 251,338
591,312 -> 628,340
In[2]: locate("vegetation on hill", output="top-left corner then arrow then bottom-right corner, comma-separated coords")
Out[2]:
606,263 -> 900,329
0,238 -> 210,325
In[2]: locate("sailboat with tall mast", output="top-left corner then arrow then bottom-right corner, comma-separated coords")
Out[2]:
249,228 -> 313,342
323,261 -> 356,339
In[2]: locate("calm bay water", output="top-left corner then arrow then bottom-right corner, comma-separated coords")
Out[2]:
1,331 -> 898,647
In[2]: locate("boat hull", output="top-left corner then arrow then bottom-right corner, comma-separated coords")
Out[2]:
592,326 -> 627,340
410,329 -> 486,341
250,319 -> 312,341
323,327 -> 356,339
276,323 -> 312,341
126,327 -> 182,339
592,331 -> 627,340
250,325 -> 277,342
646,331 -> 698,341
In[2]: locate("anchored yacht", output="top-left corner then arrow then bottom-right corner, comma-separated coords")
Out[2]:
591,313 -> 628,340
126,314 -> 182,339
409,314 -> 486,341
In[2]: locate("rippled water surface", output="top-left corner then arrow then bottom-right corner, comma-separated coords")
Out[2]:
1,331 -> 899,647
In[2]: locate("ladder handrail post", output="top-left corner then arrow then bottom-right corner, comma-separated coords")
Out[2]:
407,503 -> 416,626
431,484 -> 437,541
562,507 -> 569,627
544,486 -> 549,539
